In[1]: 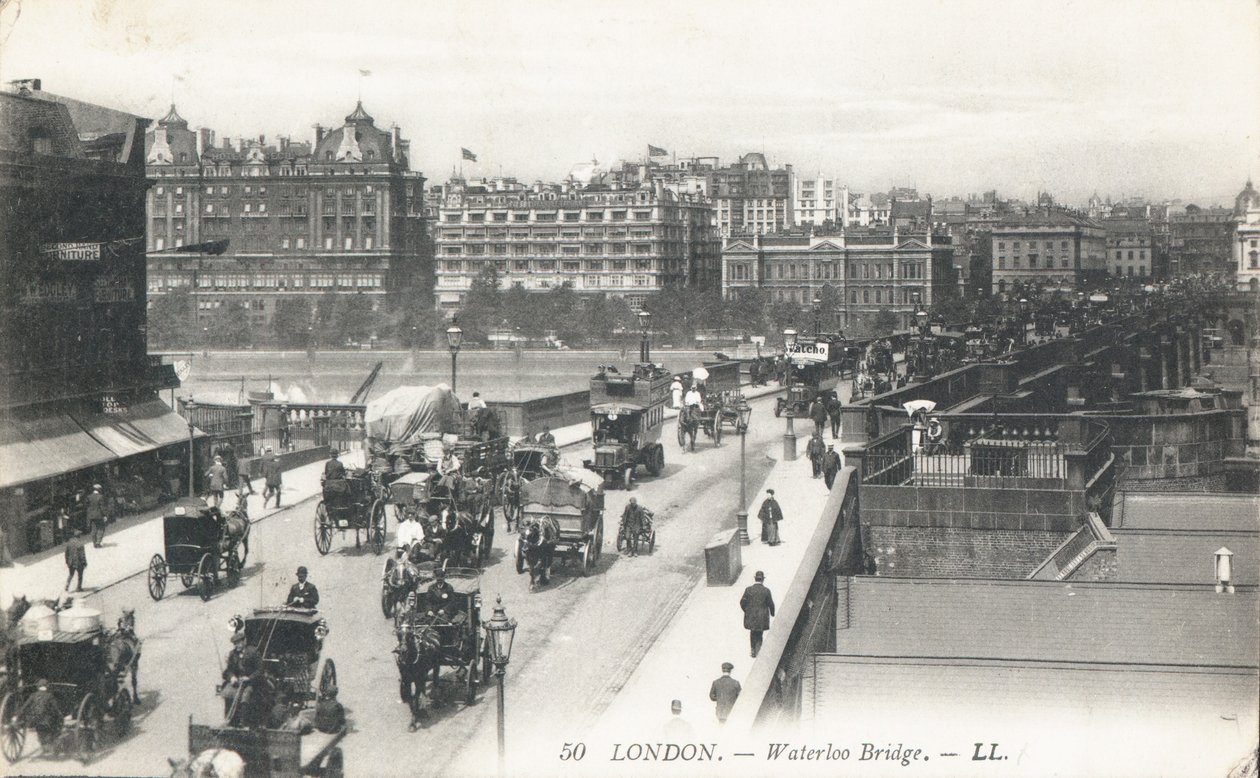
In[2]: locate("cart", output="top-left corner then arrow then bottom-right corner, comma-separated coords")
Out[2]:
509,442 -> 559,480
314,468 -> 387,556
395,565 -> 489,707
515,472 -> 604,578
229,608 -> 337,712
185,717 -> 345,778
148,498 -> 249,602
616,506 -> 656,556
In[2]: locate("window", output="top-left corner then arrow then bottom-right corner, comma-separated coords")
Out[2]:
1251,252 -> 1259,269
281,237 -> 290,249
365,237 -> 374,250
1139,265 -> 1147,275
156,186 -> 165,195
324,237 -> 334,249
1127,250 -> 1134,260
244,203 -> 252,213
206,204 -> 215,214
584,275 -> 600,287
175,203 -> 183,214
155,237 -> 165,251
297,237 -> 306,249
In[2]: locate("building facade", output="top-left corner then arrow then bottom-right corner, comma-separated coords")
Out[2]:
792,174 -> 846,228
432,177 -> 719,311
989,214 -> 1107,293
710,153 -> 793,236
722,228 -> 957,330
144,102 -> 428,335
1233,180 -> 1260,292
1,83 -> 183,559
1168,205 -> 1234,277
1101,219 -> 1154,278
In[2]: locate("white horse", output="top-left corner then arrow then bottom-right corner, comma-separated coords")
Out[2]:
169,748 -> 245,778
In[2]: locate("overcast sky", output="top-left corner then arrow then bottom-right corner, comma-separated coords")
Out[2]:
2,0 -> 1258,204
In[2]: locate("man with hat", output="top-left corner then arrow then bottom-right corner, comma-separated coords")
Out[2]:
757,489 -> 783,546
536,425 -> 556,447
659,698 -> 695,740
823,444 -> 843,489
86,483 -> 107,547
806,429 -> 826,478
426,567 -> 456,616
286,566 -> 320,608
205,456 -> 229,509
739,571 -> 775,658
709,662 -> 742,724
314,685 -> 346,734
20,678 -> 62,754
262,447 -> 283,509
64,527 -> 88,592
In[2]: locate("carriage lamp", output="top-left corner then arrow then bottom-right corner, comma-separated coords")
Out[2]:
483,596 -> 518,777
638,310 -> 652,363
735,401 -> 753,546
446,318 -> 463,393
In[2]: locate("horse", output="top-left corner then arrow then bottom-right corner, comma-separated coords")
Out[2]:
677,406 -> 699,452
433,508 -> 476,568
470,407 -> 502,442
394,610 -> 444,731
518,517 -> 557,588
220,505 -> 251,566
106,608 -> 142,702
168,748 -> 246,778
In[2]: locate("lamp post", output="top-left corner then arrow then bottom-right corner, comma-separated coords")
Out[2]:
183,397 -> 197,498
483,596 -> 518,778
735,401 -> 752,545
638,310 -> 652,363
410,325 -> 418,354
812,296 -> 822,336
446,317 -> 463,393
782,327 -> 798,461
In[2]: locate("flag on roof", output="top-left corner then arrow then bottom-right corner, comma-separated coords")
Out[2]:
461,148 -> 477,162
648,144 -> 667,157
359,69 -> 372,77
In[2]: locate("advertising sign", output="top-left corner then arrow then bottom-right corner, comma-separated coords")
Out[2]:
788,341 -> 829,364
42,242 -> 101,261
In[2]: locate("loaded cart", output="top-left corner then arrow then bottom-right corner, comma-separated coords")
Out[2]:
515,471 -> 605,577
185,717 -> 345,778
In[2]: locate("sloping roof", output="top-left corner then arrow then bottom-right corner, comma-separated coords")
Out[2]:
838,577 -> 1257,666
0,92 -> 82,157
1116,492 -> 1260,531
1114,527 -> 1258,585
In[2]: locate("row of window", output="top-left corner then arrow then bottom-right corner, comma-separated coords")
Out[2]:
152,235 -> 378,252
997,257 -> 1072,270
997,240 -> 1072,250
441,259 -> 656,273
1109,266 -> 1149,276
437,227 -> 680,240
1113,250 -> 1150,260
442,209 -> 656,224
148,273 -> 383,291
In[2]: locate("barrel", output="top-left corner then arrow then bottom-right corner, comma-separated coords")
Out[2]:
57,604 -> 102,633
19,603 -> 58,637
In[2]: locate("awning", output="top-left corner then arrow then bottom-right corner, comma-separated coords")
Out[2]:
0,414 -> 117,490
72,400 -> 205,459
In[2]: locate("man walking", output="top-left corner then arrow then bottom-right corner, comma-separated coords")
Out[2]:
806,430 -> 826,478
808,395 -> 829,436
64,528 -> 87,592
757,489 -> 782,546
205,455 -> 229,508
237,456 -> 256,496
86,483 -> 107,548
739,571 -> 775,658
709,662 -> 742,724
827,394 -> 844,438
262,448 -> 283,509
823,444 -> 843,489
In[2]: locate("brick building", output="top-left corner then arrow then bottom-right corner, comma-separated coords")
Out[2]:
1168,205 -> 1234,277
1101,218 -> 1154,278
144,101 -> 428,335
989,213 -> 1107,293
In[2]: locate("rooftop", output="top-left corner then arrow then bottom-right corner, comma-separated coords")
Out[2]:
1115,491 -> 1260,531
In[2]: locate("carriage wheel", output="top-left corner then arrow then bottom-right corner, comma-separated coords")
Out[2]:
110,688 -> 133,740
676,418 -> 686,447
369,500 -> 387,555
319,659 -> 338,697
197,553 -> 215,602
580,537 -> 595,576
74,693 -> 100,761
714,419 -> 723,446
593,521 -> 604,562
314,503 -> 333,556
646,445 -> 662,477
381,558 -> 397,618
465,654 -> 478,705
514,537 -> 525,574
0,691 -> 24,762
147,555 -> 167,601
622,465 -> 634,491
648,529 -> 656,554
226,548 -> 242,588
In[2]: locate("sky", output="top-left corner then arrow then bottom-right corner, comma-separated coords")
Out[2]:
2,0 -> 1258,204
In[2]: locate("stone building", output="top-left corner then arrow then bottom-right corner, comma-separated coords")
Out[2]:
1168,205 -> 1235,277
1232,179 -> 1260,292
989,213 -> 1107,293
1101,218 -> 1154,278
144,102 -> 428,335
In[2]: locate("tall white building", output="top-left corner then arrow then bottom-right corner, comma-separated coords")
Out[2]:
792,174 -> 847,228
1233,179 -> 1260,292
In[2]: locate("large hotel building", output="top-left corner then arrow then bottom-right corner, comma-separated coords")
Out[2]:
143,102 -> 428,330
431,177 -> 719,311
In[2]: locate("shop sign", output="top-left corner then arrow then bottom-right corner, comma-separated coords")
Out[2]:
42,242 -> 101,261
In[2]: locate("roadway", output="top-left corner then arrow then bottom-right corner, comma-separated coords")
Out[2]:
12,391 -> 789,778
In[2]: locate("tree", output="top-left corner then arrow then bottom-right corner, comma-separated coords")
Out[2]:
338,293 -> 376,344
872,310 -> 899,336
455,265 -> 503,344
146,287 -> 194,349
207,301 -> 252,348
272,297 -> 313,349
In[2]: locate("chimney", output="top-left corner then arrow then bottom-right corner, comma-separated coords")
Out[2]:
199,128 -> 214,154
234,137 -> 243,153
1215,547 -> 1235,594
279,135 -> 289,152
221,136 -> 231,150
314,124 -> 325,145
259,134 -> 265,146
393,126 -> 402,154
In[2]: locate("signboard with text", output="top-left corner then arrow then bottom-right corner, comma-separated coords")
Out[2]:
42,242 -> 101,261
788,341 -> 830,364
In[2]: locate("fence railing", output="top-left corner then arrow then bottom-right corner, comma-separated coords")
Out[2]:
861,426 -> 913,485
909,441 -> 1065,487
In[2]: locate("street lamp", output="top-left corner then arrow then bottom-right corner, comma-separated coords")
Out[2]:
638,310 -> 652,363
446,317 -> 463,393
183,397 -> 197,498
483,596 -> 518,778
782,328 -> 798,461
410,325 -> 418,353
812,296 -> 822,336
735,401 -> 753,545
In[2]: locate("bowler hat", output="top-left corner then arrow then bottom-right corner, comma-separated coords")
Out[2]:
754,570 -> 765,581
670,699 -> 682,713
296,566 -> 308,576
766,489 -> 775,495
721,661 -> 734,672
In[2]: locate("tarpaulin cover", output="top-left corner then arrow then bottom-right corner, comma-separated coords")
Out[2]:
366,385 -> 461,457
521,475 -> 599,513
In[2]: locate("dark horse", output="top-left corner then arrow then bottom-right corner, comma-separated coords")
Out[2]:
219,505 -> 251,566
469,407 -> 502,442
433,508 -> 477,568
677,406 -> 700,452
394,611 -> 443,731
517,517 -> 557,588
106,608 -> 143,702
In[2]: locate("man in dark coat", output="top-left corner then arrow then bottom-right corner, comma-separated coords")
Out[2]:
314,686 -> 346,733
64,528 -> 87,591
739,571 -> 775,658
536,426 -> 556,446
823,445 -> 843,489
757,489 -> 782,546
321,451 -> 347,507
808,395 -> 828,436
205,456 -> 229,509
262,448 -> 283,509
805,431 -> 826,478
323,451 -> 346,483
709,662 -> 742,724
21,679 -> 62,754
827,395 -> 844,438
286,566 -> 320,608
86,483 -> 107,548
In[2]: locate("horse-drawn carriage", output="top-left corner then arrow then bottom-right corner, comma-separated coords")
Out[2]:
776,337 -> 847,417
677,393 -> 725,452
225,608 -> 337,721
509,441 -> 558,480
314,468 -> 387,556
148,497 -> 251,602
182,717 -> 345,778
393,565 -> 489,728
514,472 -> 605,587
1,609 -> 138,763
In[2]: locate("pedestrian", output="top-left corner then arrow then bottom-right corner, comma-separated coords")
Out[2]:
86,483 -> 106,548
205,455 -> 229,508
827,394 -> 844,438
670,375 -> 684,410
217,444 -> 239,491
20,678 -> 62,756
823,444 -> 843,489
808,395 -> 829,436
757,489 -> 782,546
314,685 -> 346,734
237,456 -> 256,496
286,566 -> 320,608
262,447 -> 283,509
64,528 -> 87,592
709,662 -> 742,724
468,391 -> 487,411
739,571 -> 775,658
659,699 -> 695,740
806,431 -> 825,478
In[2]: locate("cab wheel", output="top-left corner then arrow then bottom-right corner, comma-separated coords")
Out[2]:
314,503 -> 333,556
197,553 -> 215,602
147,555 -> 167,601
0,691 -> 24,762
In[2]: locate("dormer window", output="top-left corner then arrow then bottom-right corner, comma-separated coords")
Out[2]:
326,151 -> 334,161
30,130 -> 53,155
